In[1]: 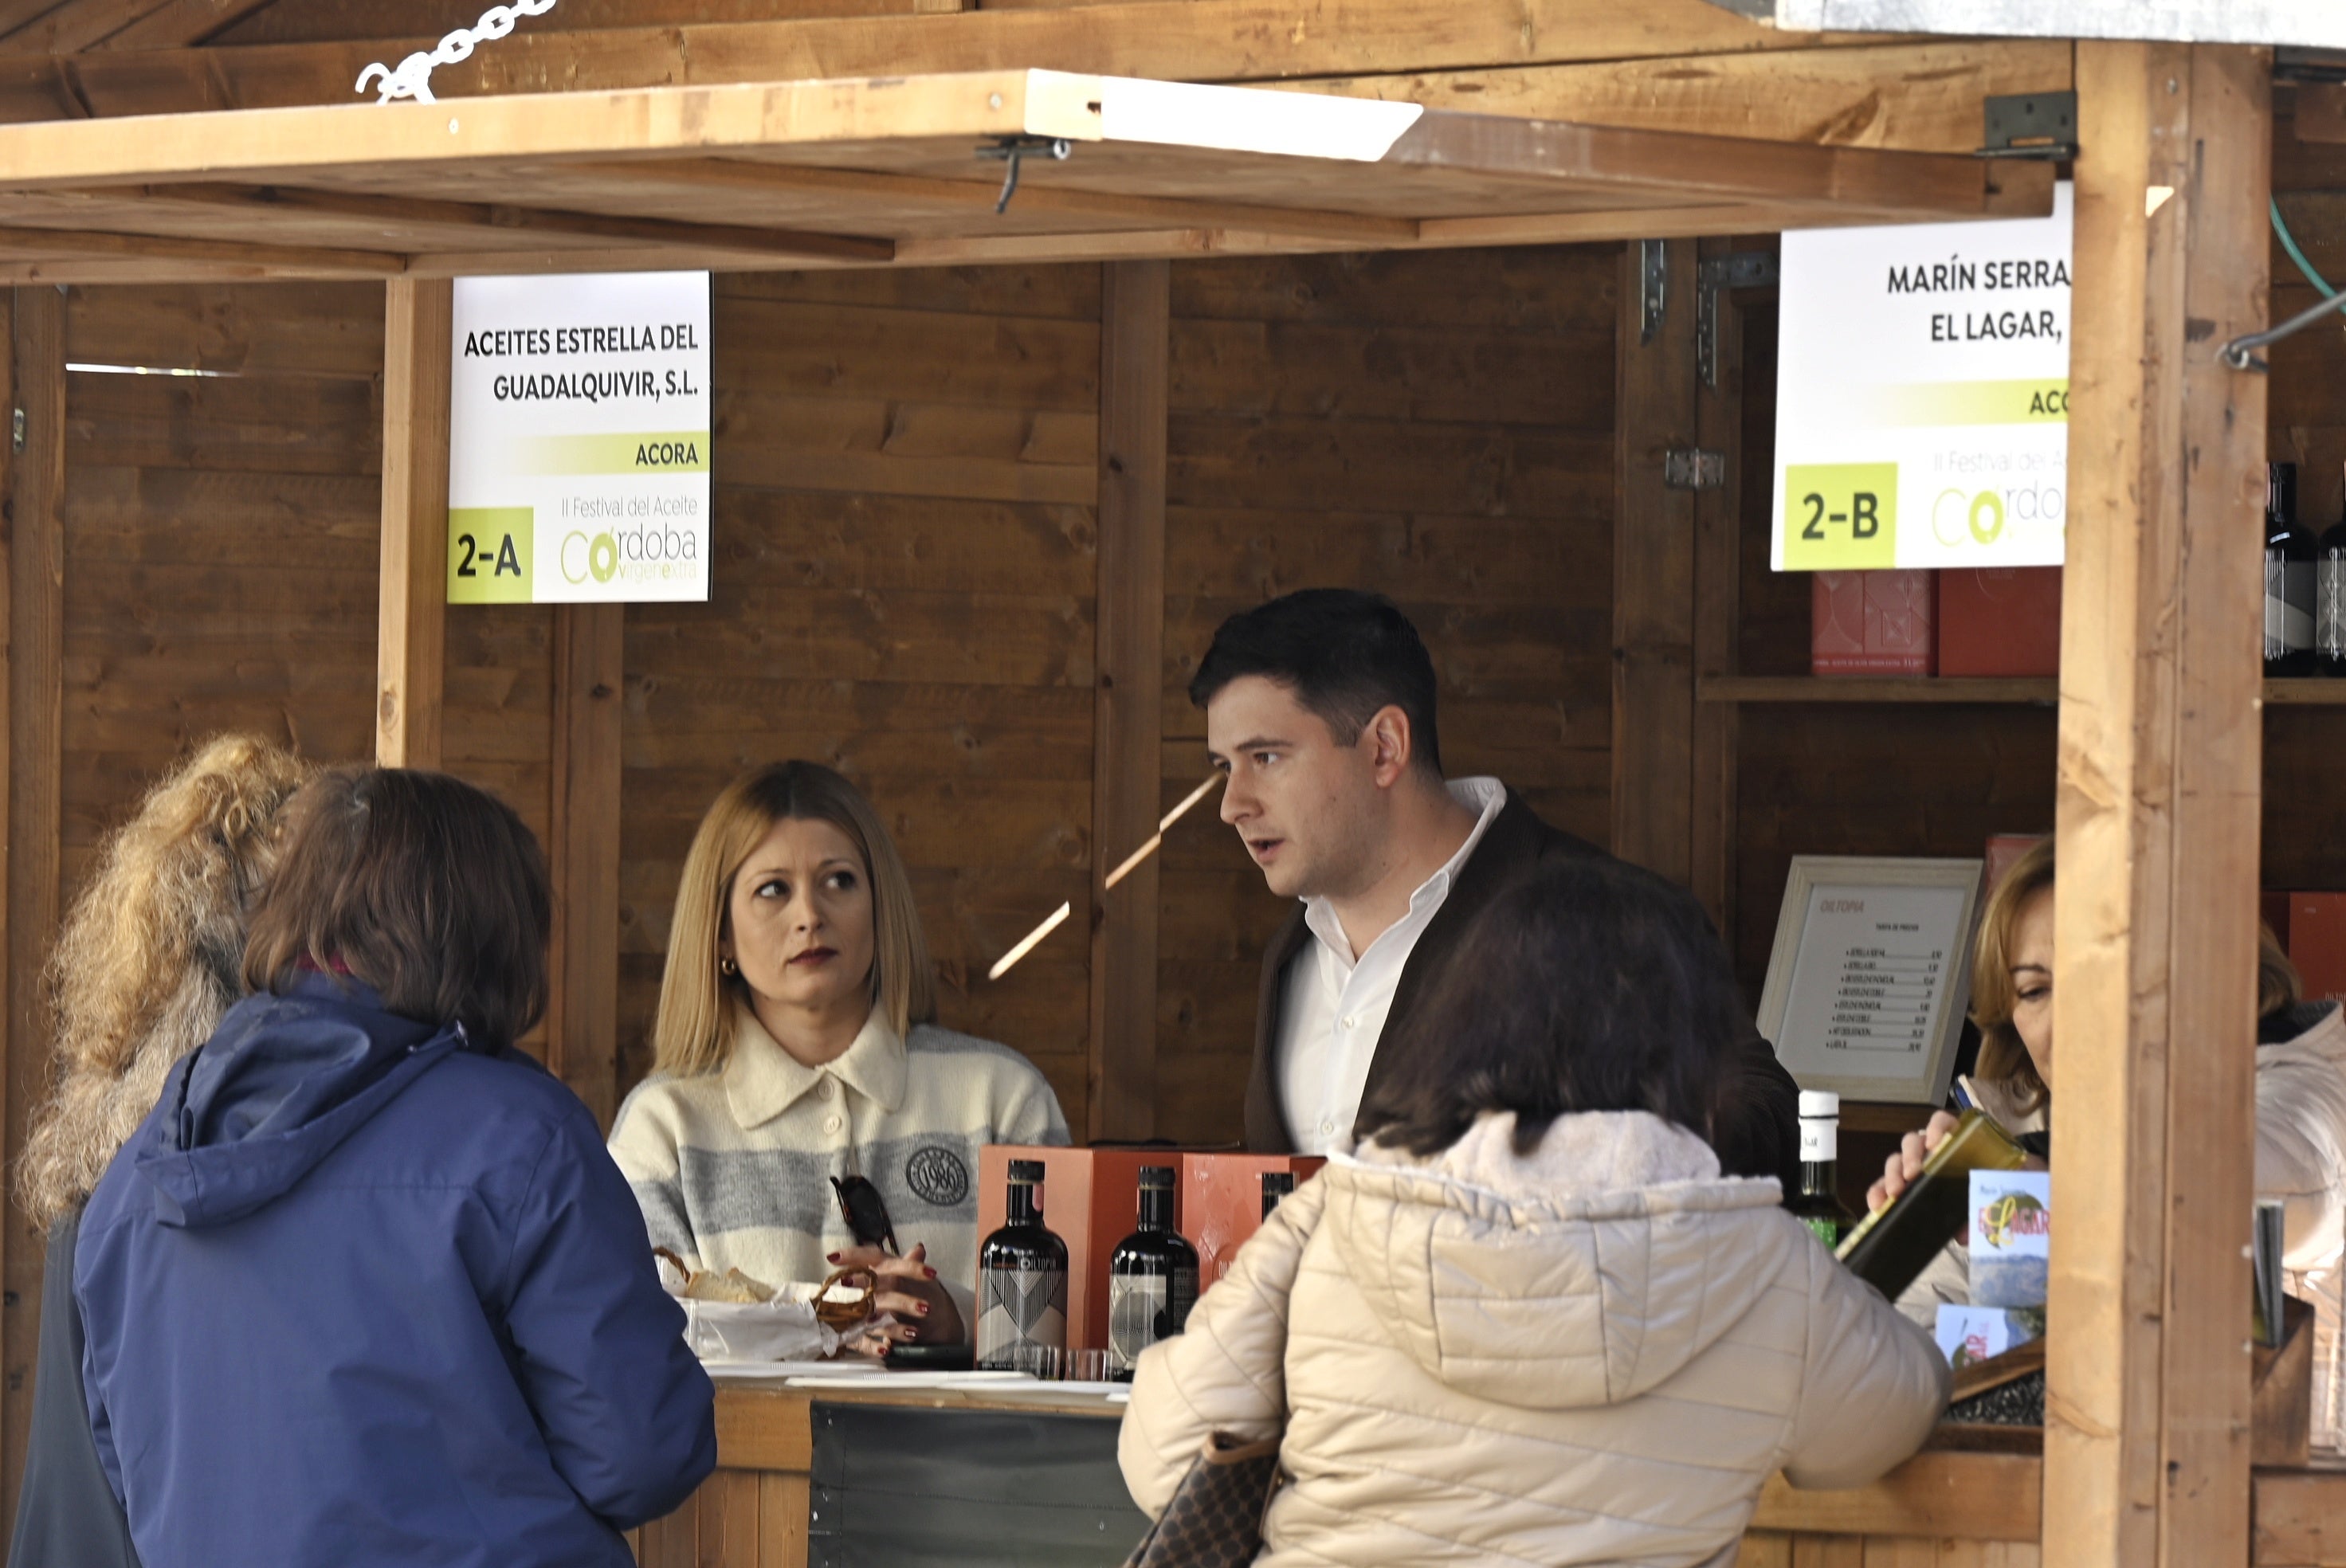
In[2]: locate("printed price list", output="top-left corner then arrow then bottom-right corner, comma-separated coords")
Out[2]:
1826,944 -> 1944,1054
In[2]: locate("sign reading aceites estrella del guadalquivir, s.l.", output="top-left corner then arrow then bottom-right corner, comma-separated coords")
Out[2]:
447,272 -> 712,604
1771,181 -> 2073,573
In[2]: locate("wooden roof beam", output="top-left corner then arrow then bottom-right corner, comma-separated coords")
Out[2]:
126,181 -> 896,263
0,0 -> 1887,123
568,157 -> 1419,246
0,219 -> 402,272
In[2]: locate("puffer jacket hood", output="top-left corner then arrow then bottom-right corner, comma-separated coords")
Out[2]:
137,971 -> 457,1229
1328,1111 -> 1786,1411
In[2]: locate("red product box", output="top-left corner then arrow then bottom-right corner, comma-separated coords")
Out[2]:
976,1145 -> 1197,1352
1812,570 -> 1937,676
1181,1153 -> 1326,1291
1938,567 -> 2062,678
2287,895 -> 2346,1005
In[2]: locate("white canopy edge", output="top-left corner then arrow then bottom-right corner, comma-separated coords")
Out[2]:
1703,0 -> 2346,47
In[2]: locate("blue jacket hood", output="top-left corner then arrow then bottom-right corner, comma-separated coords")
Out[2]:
136,973 -> 462,1229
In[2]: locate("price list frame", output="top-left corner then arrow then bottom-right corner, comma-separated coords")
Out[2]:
1756,856 -> 1986,1105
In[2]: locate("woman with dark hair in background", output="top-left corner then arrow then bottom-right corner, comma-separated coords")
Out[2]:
13,734 -> 313,1568
73,767 -> 715,1568
1120,854 -> 1946,1567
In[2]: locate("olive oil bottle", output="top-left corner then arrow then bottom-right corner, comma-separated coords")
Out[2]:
1835,1108 -> 2031,1300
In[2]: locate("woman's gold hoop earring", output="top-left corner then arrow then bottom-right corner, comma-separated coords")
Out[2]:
719,957 -> 739,977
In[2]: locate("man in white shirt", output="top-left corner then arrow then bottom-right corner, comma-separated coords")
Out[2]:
1194,589 -> 1799,1185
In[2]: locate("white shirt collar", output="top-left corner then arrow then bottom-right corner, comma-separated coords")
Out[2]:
1302,777 -> 1506,965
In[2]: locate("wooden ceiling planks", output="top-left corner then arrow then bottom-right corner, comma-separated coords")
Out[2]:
0,69 -> 2053,283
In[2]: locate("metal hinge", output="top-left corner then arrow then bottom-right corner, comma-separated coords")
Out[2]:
1638,239 -> 1669,346
1977,91 -> 2078,161
10,408 -> 22,455
1698,251 -> 1777,390
1665,448 -> 1726,491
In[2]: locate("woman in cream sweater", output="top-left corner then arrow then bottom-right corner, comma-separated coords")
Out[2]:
610,762 -> 1067,1347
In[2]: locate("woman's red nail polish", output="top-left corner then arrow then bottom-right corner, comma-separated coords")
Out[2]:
917,1303 -> 931,1315
826,1252 -> 841,1264
924,1267 -> 939,1280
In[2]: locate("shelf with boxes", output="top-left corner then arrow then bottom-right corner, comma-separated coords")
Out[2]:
1701,677 -> 2346,705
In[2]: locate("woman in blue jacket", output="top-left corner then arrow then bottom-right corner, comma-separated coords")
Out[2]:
73,766 -> 716,1568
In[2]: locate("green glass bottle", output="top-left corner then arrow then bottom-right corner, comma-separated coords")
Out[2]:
1835,1107 -> 2031,1301
1787,1090 -> 1857,1247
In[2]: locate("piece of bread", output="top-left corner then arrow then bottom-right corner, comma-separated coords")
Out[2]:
680,1265 -> 778,1304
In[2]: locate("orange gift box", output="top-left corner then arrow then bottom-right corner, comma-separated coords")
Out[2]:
976,1145 -> 1196,1352
1938,567 -> 2062,678
1180,1153 -> 1326,1291
1812,570 -> 1936,676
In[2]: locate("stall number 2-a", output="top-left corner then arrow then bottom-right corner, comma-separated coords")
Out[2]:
446,508 -> 535,604
1781,463 -> 1899,571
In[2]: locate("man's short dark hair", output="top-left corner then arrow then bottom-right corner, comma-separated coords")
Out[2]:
244,768 -> 551,1052
1353,856 -> 1741,1158
1188,589 -> 1442,776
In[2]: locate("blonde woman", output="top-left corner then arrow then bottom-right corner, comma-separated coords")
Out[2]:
610,762 -> 1069,1347
14,735 -> 313,1568
1869,838 -> 2346,1450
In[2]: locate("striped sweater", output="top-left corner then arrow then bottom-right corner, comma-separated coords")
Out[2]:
609,1005 -> 1068,1323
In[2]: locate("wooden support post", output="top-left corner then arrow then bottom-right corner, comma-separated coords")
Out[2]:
2046,41 -> 2270,1568
1611,239 -> 1699,885
547,603 -> 626,1130
377,278 -> 449,770
1087,259 -> 1168,1144
2,283 -> 61,1531
1689,236 -> 1745,935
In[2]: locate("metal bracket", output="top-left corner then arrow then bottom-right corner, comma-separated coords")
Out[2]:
1638,239 -> 1669,346
1665,448 -> 1726,491
977,135 -> 1071,214
1697,250 -> 1777,390
1976,91 -> 2078,161
10,408 -> 21,455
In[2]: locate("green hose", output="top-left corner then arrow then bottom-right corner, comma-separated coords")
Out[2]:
2273,196 -> 2339,299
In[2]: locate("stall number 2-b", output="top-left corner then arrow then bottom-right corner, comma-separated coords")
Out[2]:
1779,462 -> 1899,570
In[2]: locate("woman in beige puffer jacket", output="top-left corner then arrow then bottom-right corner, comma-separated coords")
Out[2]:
1120,857 -> 1950,1568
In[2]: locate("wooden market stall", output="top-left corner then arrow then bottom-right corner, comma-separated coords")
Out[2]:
0,4 -> 2329,1565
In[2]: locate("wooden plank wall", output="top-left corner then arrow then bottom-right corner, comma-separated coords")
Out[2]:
614,265 -> 1104,1127
1155,247 -> 1618,1143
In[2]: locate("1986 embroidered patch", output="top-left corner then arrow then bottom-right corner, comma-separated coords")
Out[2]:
905,1146 -> 970,1207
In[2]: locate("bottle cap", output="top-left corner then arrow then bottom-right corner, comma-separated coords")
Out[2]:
1139,1166 -> 1175,1189
1006,1158 -> 1046,1182
1797,1090 -> 1841,1119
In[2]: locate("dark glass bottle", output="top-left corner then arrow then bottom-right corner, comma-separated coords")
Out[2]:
1835,1109 -> 2031,1302
1108,1166 -> 1199,1379
975,1159 -> 1067,1371
1261,1170 -> 1296,1221
2267,461 -> 2317,677
1787,1090 -> 1857,1247
2319,463 -> 2346,677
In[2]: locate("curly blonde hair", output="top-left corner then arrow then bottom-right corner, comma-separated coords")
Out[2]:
17,735 -> 316,1229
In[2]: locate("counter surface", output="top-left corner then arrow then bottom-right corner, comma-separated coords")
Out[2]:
632,1379 -> 2346,1568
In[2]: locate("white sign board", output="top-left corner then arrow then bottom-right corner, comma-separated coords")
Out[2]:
1771,182 -> 2073,573
1757,857 -> 1983,1104
448,271 -> 711,604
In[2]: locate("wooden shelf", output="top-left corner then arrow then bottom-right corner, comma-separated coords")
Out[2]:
1699,676 -> 2057,705
1701,677 -> 2346,706
2265,680 -> 2346,705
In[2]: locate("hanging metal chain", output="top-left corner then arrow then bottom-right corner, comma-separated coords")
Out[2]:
355,0 -> 561,105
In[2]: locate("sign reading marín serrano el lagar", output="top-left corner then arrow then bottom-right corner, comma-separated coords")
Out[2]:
447,272 -> 713,605
1771,182 -> 2073,574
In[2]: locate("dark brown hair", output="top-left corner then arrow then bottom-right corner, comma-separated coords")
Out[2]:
1355,854 -> 1742,1158
242,768 -> 551,1051
1188,589 -> 1445,778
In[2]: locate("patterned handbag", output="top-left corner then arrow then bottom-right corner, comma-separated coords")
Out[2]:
1122,1431 -> 1285,1568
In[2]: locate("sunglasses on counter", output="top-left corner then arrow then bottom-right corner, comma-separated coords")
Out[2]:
829,1174 -> 898,1256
